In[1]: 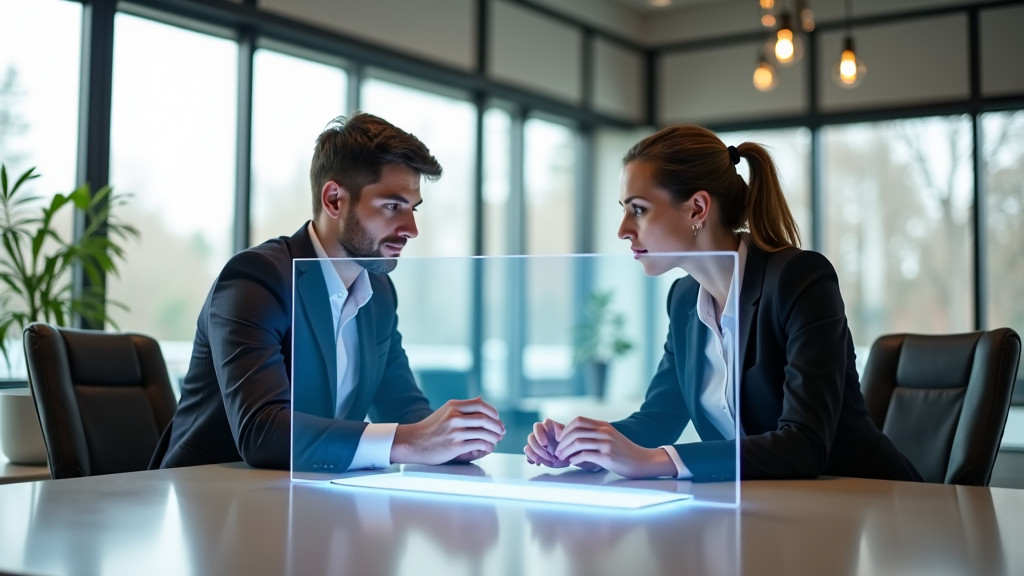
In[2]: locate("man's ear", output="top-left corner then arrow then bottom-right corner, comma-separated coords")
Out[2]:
320,181 -> 349,219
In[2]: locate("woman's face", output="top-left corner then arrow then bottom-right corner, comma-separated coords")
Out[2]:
618,160 -> 696,276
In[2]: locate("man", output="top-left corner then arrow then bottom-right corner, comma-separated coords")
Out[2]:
153,112 -> 504,472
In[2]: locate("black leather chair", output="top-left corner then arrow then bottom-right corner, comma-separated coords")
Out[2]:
861,328 -> 1021,486
22,322 -> 178,479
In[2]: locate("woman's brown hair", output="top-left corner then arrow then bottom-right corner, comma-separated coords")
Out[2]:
622,124 -> 801,251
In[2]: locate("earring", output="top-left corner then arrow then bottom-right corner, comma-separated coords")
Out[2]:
692,223 -> 702,237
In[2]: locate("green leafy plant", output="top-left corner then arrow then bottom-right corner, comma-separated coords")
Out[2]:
574,289 -> 634,366
0,165 -> 139,369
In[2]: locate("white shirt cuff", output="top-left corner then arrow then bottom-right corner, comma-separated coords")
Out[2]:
661,446 -> 694,480
348,423 -> 399,471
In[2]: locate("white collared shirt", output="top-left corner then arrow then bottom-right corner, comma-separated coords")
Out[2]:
308,222 -> 398,470
662,241 -> 747,479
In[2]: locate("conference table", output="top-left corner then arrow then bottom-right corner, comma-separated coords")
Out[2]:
0,453 -> 1021,576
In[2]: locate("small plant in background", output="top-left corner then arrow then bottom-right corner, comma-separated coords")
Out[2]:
0,164 -> 139,370
574,289 -> 633,399
574,289 -> 634,366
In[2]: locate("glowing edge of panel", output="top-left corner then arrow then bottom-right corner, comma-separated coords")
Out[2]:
331,471 -> 692,509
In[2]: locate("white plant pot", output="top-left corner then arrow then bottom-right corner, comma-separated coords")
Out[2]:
0,388 -> 48,466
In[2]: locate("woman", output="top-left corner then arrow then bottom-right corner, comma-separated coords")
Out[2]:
524,124 -> 921,482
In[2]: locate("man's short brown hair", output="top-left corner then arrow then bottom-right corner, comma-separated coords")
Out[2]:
309,112 -> 442,217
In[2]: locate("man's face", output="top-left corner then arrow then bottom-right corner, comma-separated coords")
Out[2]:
338,163 -> 422,274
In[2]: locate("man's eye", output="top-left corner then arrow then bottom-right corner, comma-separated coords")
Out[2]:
384,203 -> 399,211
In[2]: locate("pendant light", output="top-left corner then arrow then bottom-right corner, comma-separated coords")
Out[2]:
760,0 -> 776,28
753,49 -> 778,92
772,11 -> 802,66
832,0 -> 866,88
795,0 -> 815,31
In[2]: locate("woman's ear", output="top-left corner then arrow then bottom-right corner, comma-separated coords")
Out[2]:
690,190 -> 712,224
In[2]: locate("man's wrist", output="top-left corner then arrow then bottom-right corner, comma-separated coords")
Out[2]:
390,423 -> 413,464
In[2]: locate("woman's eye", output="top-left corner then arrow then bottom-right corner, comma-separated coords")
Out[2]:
632,205 -> 646,216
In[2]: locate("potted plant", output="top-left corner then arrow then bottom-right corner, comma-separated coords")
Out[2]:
573,289 -> 634,399
0,164 -> 138,464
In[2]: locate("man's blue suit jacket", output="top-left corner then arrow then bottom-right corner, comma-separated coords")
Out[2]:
612,244 -> 922,483
152,224 -> 432,472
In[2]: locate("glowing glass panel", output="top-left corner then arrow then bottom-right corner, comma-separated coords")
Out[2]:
332,471 -> 691,509
292,253 -> 740,507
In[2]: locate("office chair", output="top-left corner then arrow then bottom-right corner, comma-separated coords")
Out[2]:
860,328 -> 1021,486
22,322 -> 178,479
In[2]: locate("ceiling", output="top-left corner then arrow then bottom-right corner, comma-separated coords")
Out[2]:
608,0 -> 724,13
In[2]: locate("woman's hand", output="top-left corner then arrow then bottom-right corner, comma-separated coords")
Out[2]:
524,419 -> 579,469
554,416 -> 677,479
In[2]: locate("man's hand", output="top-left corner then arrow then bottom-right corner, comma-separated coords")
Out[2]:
391,397 -> 505,465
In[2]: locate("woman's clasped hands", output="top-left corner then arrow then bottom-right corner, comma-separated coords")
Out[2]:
524,417 -> 677,479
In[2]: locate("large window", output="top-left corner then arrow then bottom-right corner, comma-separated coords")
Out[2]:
982,110 -> 1024,384
0,0 -> 82,378
822,116 -> 975,355
106,13 -> 238,385
523,117 -> 579,394
250,48 -> 348,244
361,75 -> 476,258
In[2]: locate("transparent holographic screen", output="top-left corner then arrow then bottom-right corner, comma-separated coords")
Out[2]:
291,253 -> 739,507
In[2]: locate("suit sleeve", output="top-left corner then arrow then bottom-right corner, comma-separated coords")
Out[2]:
206,249 -> 296,469
612,279 -> 693,448
677,250 -> 849,480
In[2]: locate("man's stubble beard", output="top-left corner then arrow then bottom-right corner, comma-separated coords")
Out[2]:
338,206 -> 400,274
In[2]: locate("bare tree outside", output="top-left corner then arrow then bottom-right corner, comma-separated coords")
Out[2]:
982,111 -> 1024,338
823,116 -> 974,353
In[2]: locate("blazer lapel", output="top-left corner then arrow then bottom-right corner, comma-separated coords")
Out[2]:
294,260 -> 339,412
739,244 -> 765,370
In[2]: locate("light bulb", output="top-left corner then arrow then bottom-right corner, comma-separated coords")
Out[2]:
832,36 -> 866,88
772,13 -> 801,66
795,0 -> 814,31
760,0 -> 776,27
753,58 -> 778,92
775,28 -> 795,63
800,8 -> 815,31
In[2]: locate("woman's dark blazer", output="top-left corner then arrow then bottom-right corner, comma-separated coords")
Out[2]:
612,243 -> 921,482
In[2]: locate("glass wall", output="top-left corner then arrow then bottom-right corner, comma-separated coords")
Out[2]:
2,0 -> 1021,405
822,116 -> 975,358
106,13 -> 239,386
250,48 -> 348,244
